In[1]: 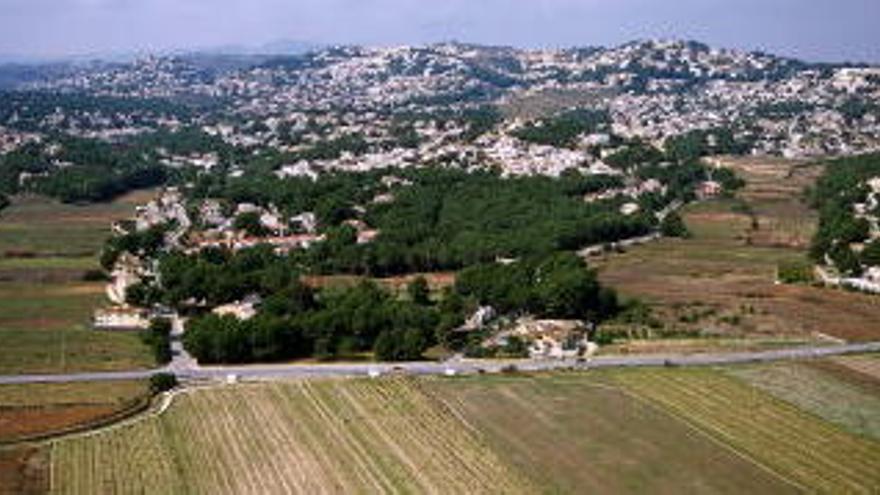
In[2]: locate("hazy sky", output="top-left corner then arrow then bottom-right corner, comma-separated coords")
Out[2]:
3,0 -> 879,62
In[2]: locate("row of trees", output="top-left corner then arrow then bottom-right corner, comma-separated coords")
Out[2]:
455,252 -> 618,321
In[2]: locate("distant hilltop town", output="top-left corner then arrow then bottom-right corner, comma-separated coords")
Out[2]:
0,40 -> 877,169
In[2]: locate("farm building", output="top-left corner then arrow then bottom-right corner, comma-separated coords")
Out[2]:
93,306 -> 150,330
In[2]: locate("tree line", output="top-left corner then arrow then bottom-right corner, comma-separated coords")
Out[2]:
179,251 -> 617,364
809,153 -> 880,275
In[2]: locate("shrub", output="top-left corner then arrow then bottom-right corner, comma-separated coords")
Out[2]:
777,260 -> 814,284
81,269 -> 109,282
661,211 -> 691,238
407,276 -> 431,305
141,318 -> 173,365
149,373 -> 178,394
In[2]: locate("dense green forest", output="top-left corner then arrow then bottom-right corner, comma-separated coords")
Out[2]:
191,167 -> 665,276
178,250 -> 612,363
512,109 -> 610,148
0,128 -> 234,202
131,159 -> 723,363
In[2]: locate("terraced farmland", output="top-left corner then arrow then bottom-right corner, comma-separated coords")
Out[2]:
614,368 -> 880,493
51,378 -> 533,494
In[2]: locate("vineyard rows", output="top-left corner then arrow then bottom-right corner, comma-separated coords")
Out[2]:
50,378 -> 533,494
615,369 -> 880,493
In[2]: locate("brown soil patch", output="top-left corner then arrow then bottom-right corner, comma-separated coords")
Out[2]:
51,284 -> 105,296
0,447 -> 48,495
830,355 -> 880,383
596,156 -> 880,343
0,405 -> 119,442
0,268 -> 88,284
805,359 -> 880,396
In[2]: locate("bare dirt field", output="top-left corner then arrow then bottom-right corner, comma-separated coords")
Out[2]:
0,447 -> 47,495
831,354 -> 880,380
594,159 -> 880,342
712,156 -> 823,249
0,381 -> 149,443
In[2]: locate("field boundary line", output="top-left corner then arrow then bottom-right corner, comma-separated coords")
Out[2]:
615,373 -> 807,493
0,395 -> 152,448
40,386 -> 197,447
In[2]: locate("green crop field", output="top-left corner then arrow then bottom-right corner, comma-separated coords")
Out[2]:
428,373 -> 794,494
48,366 -> 880,494
614,368 -> 880,493
0,192 -> 152,258
0,194 -> 155,375
51,378 -> 534,494
728,362 -> 880,440
0,282 -> 151,374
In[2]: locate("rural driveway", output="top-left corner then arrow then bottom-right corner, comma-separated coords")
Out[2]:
0,342 -> 878,385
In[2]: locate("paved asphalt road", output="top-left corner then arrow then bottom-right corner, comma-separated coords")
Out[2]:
1,342 -> 878,385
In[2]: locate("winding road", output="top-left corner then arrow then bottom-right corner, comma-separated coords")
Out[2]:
1,342 -> 878,385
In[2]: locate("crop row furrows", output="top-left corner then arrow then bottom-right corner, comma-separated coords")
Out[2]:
52,418 -> 178,495
237,386 -> 309,494
158,398 -> 210,494
630,372 -> 870,487
199,388 -> 268,494
267,383 -> 358,493
387,378 -> 526,493
233,386 -> 310,494
166,392 -> 239,494
221,387 -> 290,495
346,378 -> 527,494
619,371 -> 880,493
657,372 -> 880,478
297,380 -> 401,493
201,389 -> 263,495
353,379 -> 466,492
336,379 -> 443,493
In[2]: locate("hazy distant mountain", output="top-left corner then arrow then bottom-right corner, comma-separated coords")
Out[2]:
194,39 -> 323,57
